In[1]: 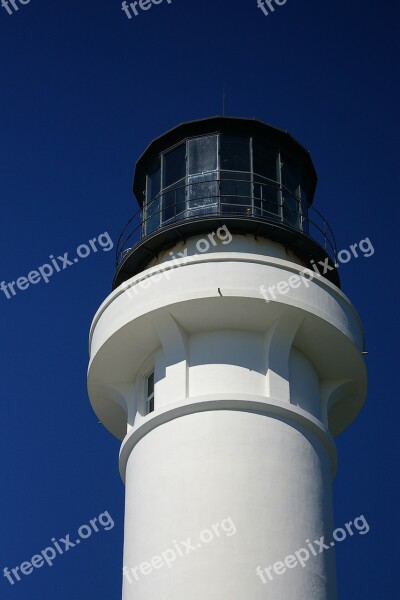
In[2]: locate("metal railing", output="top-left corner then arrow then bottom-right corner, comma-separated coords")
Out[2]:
116,173 -> 337,265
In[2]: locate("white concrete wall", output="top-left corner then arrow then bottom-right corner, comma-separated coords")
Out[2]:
122,410 -> 336,600
87,235 -> 367,600
188,330 -> 266,397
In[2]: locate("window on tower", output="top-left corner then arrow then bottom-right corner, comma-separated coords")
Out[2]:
187,135 -> 218,216
220,136 -> 251,213
145,160 -> 161,235
281,156 -> 301,229
188,135 -> 218,174
162,143 -> 186,223
145,371 -> 155,415
140,130 -> 316,240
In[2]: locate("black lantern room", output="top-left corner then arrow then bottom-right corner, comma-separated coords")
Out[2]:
113,117 -> 339,289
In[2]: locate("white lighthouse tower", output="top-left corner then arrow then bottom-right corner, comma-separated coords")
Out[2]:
87,117 -> 367,600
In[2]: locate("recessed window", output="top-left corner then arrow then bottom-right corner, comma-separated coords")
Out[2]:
145,371 -> 155,414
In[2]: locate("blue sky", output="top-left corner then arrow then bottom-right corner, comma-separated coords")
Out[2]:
0,0 -> 398,598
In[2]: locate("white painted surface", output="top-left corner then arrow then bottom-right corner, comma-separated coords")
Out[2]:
122,410 -> 336,600
87,235 -> 367,600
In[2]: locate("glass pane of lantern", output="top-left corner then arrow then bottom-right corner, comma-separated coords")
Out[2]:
162,182 -> 186,223
282,157 -> 300,228
163,143 -> 186,188
220,172 -> 252,214
253,140 -> 278,182
145,165 -> 161,234
283,193 -> 300,228
187,172 -> 218,216
301,189 -> 310,234
254,176 -> 280,219
146,196 -> 161,234
220,136 -> 250,172
188,136 -> 218,174
282,157 -> 300,195
147,165 -> 160,200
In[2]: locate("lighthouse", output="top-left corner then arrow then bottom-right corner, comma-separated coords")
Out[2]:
87,116 -> 367,600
